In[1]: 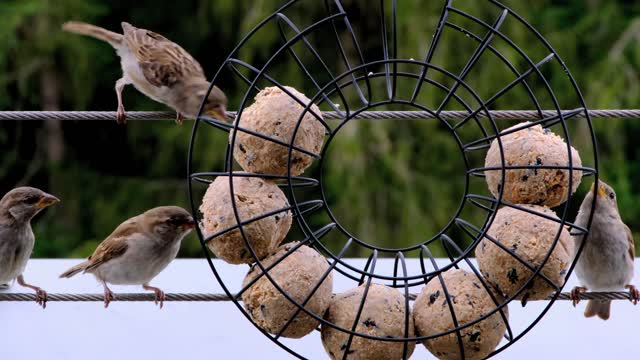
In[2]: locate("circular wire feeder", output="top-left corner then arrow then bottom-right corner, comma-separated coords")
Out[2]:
188,0 -> 598,359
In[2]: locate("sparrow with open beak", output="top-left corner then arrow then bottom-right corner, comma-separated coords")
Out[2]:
0,187 -> 60,308
571,181 -> 638,320
60,206 -> 195,308
62,21 -> 228,124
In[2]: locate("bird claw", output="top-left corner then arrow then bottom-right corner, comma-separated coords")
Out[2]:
104,288 -> 115,308
34,288 -> 47,309
116,106 -> 127,125
16,277 -> 47,309
175,112 -> 184,126
570,286 -> 587,307
625,285 -> 640,305
153,289 -> 165,309
143,285 -> 165,309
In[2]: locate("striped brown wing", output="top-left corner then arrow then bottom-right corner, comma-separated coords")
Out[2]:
83,217 -> 140,272
123,25 -> 204,88
625,224 -> 635,261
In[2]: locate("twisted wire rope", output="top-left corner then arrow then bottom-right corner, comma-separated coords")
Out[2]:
0,291 -> 633,302
0,109 -> 639,121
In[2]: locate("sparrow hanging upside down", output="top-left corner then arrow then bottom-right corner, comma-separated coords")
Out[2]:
62,21 -> 228,125
571,181 -> 639,320
60,206 -> 195,308
0,187 -> 60,309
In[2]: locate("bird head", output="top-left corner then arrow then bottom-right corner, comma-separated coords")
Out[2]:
0,187 -> 60,222
589,180 -> 618,210
142,206 -> 196,242
201,85 -> 228,121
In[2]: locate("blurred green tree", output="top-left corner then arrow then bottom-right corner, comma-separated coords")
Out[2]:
0,0 -> 638,258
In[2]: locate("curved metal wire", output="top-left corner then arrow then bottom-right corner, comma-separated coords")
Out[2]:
392,252 -> 412,359
187,0 -> 599,358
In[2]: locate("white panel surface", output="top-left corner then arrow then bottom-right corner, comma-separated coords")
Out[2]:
1,259 -> 638,359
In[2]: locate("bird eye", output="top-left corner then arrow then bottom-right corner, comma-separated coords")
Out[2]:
167,217 -> 181,225
24,196 -> 39,205
609,192 -> 615,200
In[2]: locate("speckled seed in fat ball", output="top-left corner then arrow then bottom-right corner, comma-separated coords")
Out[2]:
477,205 -> 574,301
200,173 -> 292,264
230,86 -> 326,176
413,269 -> 508,360
321,283 -> 415,360
485,123 -> 582,207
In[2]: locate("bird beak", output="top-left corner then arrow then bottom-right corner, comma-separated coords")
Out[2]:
205,105 -> 228,121
36,194 -> 60,209
589,182 -> 607,198
180,218 -> 196,231
597,184 -> 607,198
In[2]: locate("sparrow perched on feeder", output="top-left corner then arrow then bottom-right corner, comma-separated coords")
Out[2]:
0,187 -> 60,308
60,206 -> 195,308
570,181 -> 639,320
62,21 -> 228,125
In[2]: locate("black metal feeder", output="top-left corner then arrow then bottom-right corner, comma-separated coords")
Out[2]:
188,0 -> 598,358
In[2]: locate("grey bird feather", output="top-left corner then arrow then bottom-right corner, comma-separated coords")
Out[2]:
571,181 -> 638,320
60,206 -> 195,308
61,21 -> 228,125
0,187 -> 59,308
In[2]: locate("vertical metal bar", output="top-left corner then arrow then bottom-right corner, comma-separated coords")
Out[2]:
421,245 -> 466,359
411,0 -> 453,103
342,250 -> 378,360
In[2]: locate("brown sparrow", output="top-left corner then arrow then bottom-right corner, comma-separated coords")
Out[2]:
60,206 -> 195,308
62,21 -> 228,124
0,187 -> 60,308
570,181 -> 639,320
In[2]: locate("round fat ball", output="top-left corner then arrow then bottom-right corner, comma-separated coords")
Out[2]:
413,269 -> 508,360
231,86 -> 325,176
485,123 -> 582,207
242,242 -> 333,338
477,205 -> 574,301
200,174 -> 292,264
321,283 -> 415,360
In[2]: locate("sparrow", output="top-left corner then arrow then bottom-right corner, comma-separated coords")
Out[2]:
570,181 -> 639,320
0,187 -> 60,308
60,206 -> 195,308
62,21 -> 228,125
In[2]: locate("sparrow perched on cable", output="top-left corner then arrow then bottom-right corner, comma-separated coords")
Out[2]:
60,206 -> 195,308
0,187 -> 59,308
570,181 -> 639,320
62,21 -> 227,125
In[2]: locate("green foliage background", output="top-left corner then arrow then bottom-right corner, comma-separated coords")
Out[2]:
1,0 -> 638,258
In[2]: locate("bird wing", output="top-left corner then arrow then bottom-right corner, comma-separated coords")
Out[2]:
624,224 -> 635,260
82,218 -> 140,272
122,24 -> 204,88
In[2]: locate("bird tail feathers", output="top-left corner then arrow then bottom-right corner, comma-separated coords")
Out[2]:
62,21 -> 123,47
59,261 -> 91,278
584,300 -> 611,320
